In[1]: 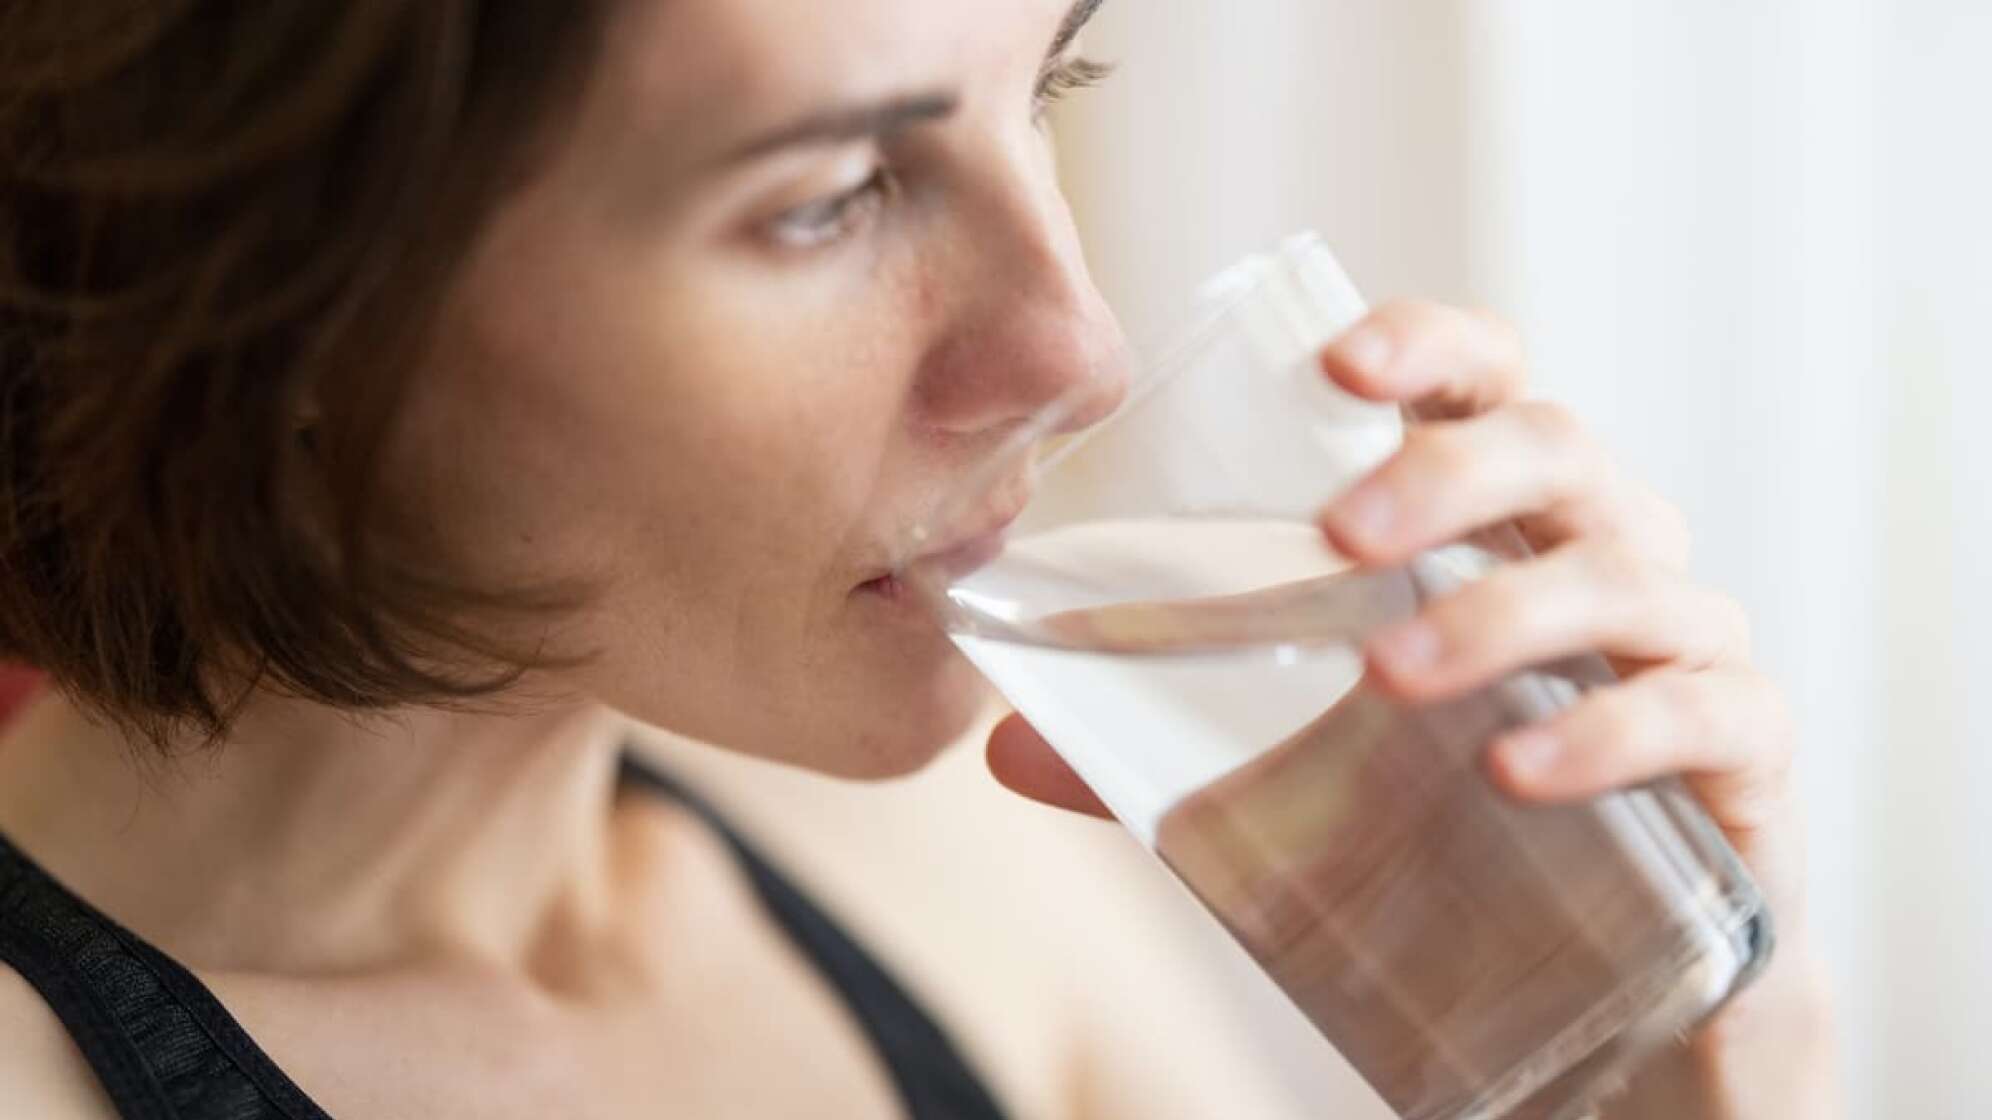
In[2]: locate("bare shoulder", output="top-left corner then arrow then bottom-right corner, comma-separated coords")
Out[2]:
0,966 -> 119,1120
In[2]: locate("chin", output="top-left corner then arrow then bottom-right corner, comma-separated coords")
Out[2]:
817,648 -> 993,781
621,632 -> 995,783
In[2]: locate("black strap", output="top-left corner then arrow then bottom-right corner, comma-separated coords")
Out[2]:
617,755 -> 1010,1120
0,906 -> 177,1120
0,834 -> 326,1120
0,754 -> 1011,1120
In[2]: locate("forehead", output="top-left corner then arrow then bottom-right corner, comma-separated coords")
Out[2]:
600,0 -> 1072,130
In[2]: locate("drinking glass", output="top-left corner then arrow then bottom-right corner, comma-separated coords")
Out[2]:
900,234 -> 1773,1120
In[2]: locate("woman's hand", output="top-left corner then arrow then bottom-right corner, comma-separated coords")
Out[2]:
987,300 -> 1840,1118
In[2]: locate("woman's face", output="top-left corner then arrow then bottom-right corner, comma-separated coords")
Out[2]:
389,0 -> 1128,776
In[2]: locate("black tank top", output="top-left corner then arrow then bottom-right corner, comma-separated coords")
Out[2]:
0,753 -> 1010,1120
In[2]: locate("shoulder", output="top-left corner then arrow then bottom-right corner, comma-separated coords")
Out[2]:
623,730 -> 1327,1119
0,965 -> 120,1119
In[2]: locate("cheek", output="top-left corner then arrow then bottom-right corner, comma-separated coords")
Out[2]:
568,336 -> 978,772
393,252 -> 980,770
398,266 -> 886,598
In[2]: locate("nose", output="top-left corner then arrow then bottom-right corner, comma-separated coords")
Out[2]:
912,207 -> 1131,440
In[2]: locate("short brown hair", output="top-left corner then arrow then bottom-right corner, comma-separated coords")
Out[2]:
0,2 -> 607,747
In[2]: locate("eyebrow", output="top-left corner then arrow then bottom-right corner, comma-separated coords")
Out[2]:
723,0 -> 1108,164
726,91 -> 962,163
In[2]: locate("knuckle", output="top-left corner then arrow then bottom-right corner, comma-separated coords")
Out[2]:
1678,588 -> 1752,668
1401,423 -> 1474,484
1701,765 -> 1792,835
1582,539 -> 1661,602
1448,576 -> 1530,646
1390,300 -> 1494,359
1367,299 -> 1439,343
1654,671 -> 1723,744
1759,735 -> 1797,792
1714,711 -> 1798,829
1514,399 -> 1588,459
1577,691 -> 1652,756
1375,297 -> 1446,325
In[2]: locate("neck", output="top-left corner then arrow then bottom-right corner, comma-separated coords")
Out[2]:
0,688 -> 634,978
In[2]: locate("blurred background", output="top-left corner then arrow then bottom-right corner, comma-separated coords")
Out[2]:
1043,1 -> 1986,1116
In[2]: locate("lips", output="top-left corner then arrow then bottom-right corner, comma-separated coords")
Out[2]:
916,522 -> 1011,581
858,493 -> 1029,596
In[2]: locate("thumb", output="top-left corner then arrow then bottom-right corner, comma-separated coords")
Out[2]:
986,712 -> 1115,820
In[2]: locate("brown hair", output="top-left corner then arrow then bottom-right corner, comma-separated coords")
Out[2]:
0,2 -> 607,747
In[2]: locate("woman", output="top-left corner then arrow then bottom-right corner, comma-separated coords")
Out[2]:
0,1 -> 1839,1116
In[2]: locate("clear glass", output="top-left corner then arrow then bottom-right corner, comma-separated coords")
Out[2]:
901,234 -> 1773,1120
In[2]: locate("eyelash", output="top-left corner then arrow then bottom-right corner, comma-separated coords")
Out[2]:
766,165 -> 896,251
765,56 -> 1116,252
1034,56 -> 1116,119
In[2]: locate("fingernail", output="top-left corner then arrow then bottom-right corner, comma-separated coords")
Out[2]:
1330,325 -> 1394,379
1328,484 -> 1395,544
1370,619 -> 1442,674
1497,729 -> 1563,784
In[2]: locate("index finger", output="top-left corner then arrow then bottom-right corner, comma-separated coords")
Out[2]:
1320,300 -> 1527,420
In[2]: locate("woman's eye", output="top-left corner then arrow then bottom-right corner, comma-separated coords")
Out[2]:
1033,56 -> 1115,122
766,167 -> 894,251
